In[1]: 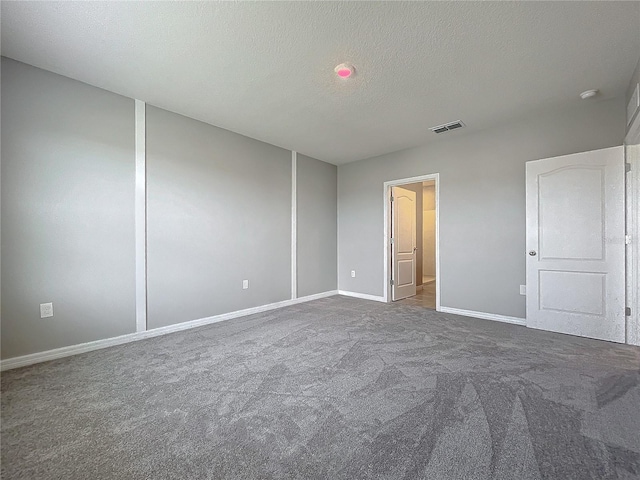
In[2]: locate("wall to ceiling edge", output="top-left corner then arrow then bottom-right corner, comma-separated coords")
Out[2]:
0,57 -> 337,360
337,96 -> 626,319
0,53 -> 631,360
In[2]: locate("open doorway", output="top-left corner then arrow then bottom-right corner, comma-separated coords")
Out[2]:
383,174 -> 439,310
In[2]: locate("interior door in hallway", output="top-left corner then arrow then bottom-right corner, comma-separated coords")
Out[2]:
525,146 -> 626,342
392,186 -> 417,301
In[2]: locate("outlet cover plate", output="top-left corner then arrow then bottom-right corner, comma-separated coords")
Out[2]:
242,280 -> 249,290
40,302 -> 54,318
519,285 -> 526,296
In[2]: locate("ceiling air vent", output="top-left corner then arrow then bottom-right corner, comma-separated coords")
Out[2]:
430,120 -> 465,134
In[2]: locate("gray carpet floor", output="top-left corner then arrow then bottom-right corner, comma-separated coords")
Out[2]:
2,295 -> 640,480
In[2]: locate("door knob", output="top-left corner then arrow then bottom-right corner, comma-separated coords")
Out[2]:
413,247 -> 418,252
529,251 -> 537,256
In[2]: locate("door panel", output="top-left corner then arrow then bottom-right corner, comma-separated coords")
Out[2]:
392,186 -> 417,301
539,271 -> 605,315
539,166 -> 604,260
526,146 -> 625,342
397,260 -> 414,287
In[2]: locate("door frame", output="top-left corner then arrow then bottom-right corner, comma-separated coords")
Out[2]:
383,173 -> 440,308
625,118 -> 640,346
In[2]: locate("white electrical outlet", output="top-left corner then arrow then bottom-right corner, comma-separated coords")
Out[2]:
242,280 -> 249,290
519,285 -> 526,296
351,270 -> 356,278
40,302 -> 54,318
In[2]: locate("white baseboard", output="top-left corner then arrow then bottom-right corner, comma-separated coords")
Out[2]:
439,306 -> 526,326
0,290 -> 338,371
338,290 -> 387,303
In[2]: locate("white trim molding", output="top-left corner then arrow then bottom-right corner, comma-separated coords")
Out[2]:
291,151 -> 298,300
440,306 -> 526,326
626,99 -> 640,344
134,99 -> 147,333
338,290 -> 386,303
624,142 -> 639,346
383,173 -> 440,308
0,290 -> 339,371
626,104 -> 640,146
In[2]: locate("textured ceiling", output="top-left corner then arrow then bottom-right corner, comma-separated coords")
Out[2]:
2,1 -> 639,165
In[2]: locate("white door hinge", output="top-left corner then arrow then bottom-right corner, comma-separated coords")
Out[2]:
390,279 -> 395,286
626,235 -> 632,245
626,307 -> 631,316
626,163 -> 631,173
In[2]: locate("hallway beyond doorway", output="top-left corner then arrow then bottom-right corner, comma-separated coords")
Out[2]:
384,173 -> 439,309
396,282 -> 436,309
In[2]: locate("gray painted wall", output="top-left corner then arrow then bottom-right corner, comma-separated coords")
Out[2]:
146,106 -> 292,329
1,58 -> 136,359
1,59 -> 339,361
338,98 -> 625,318
296,154 -> 337,297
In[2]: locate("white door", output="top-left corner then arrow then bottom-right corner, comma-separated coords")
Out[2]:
525,146 -> 626,342
392,186 -> 417,301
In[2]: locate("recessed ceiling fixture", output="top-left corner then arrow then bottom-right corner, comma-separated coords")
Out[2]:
429,120 -> 465,134
580,89 -> 598,99
334,63 -> 355,78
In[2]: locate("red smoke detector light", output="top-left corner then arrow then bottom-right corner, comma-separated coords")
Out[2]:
335,63 -> 354,78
